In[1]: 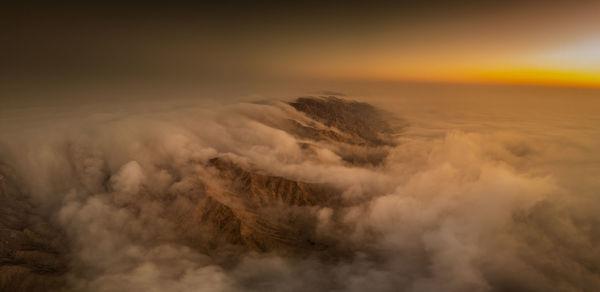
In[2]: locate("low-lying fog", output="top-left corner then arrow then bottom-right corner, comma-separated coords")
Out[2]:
1,82 -> 599,291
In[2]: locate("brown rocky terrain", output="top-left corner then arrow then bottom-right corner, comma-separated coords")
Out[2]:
286,96 -> 403,165
0,97 -> 398,291
0,167 -> 68,292
289,96 -> 397,147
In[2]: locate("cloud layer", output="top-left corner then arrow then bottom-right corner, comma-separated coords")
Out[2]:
1,96 -> 599,291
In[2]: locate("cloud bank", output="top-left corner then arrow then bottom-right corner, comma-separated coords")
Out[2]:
0,96 -> 599,292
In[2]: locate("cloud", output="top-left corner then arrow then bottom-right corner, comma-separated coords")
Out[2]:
0,96 -> 599,291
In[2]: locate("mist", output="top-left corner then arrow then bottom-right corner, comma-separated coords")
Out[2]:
1,84 -> 599,291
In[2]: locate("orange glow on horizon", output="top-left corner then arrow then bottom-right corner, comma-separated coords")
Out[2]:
466,69 -> 600,88
308,66 -> 600,89
300,57 -> 600,88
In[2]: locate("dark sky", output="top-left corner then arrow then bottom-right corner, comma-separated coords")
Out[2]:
2,1 -> 599,89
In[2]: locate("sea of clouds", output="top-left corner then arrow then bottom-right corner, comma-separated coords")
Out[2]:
1,95 -> 599,292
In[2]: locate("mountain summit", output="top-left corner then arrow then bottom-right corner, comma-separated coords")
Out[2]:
0,97 -> 400,291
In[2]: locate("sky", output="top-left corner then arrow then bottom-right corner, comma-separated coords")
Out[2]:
2,1 -> 600,89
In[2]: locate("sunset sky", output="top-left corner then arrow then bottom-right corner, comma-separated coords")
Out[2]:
2,1 -> 600,88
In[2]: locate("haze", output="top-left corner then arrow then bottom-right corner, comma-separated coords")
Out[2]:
1,2 -> 600,292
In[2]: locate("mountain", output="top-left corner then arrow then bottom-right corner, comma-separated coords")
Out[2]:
0,167 -> 67,292
289,96 -> 397,147
283,96 -> 402,165
0,97 -> 398,290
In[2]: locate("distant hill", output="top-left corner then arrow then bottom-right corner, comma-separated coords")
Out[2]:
0,97 -> 399,291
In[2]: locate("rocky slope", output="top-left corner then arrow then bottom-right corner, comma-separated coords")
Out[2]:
0,167 -> 68,292
289,96 -> 397,147
0,97 -> 398,290
285,96 -> 402,165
